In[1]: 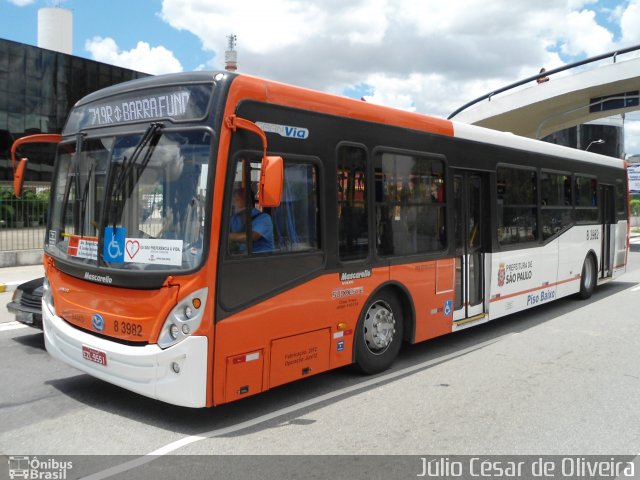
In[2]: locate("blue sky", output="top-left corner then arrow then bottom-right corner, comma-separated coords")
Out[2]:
2,0 -> 207,71
2,0 -> 640,153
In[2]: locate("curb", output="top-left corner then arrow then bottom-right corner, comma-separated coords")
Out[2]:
0,281 -> 20,294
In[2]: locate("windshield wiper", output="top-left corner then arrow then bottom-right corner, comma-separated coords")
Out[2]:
98,123 -> 164,266
108,122 -> 164,229
78,163 -> 95,238
72,133 -> 86,235
112,122 -> 164,205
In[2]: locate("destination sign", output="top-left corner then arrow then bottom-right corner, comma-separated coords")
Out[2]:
64,84 -> 213,133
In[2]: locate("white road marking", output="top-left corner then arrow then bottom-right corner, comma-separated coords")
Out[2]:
630,285 -> 640,292
0,321 -> 28,332
81,333 -> 513,480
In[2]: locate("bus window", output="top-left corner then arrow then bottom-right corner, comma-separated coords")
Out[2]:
229,157 -> 274,255
541,171 -> 573,240
374,151 -> 445,256
337,146 -> 368,261
615,178 -> 628,221
496,166 -> 538,245
228,155 -> 319,255
272,162 -> 319,252
575,175 -> 598,223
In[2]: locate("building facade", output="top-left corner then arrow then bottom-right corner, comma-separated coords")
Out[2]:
0,38 -> 148,185
542,116 -> 625,159
0,39 -> 147,258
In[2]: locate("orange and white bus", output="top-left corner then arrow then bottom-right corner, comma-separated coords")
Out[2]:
13,72 -> 629,407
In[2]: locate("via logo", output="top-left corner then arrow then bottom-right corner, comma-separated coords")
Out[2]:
92,313 -> 105,332
256,122 -> 309,140
283,126 -> 309,139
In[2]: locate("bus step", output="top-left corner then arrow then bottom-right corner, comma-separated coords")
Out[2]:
453,313 -> 488,326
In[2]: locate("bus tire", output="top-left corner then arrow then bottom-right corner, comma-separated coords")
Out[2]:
578,254 -> 596,299
354,291 -> 403,374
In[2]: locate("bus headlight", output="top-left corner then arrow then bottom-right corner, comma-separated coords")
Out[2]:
158,288 -> 208,349
43,277 -> 56,316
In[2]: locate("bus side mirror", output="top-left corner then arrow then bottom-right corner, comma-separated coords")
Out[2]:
10,133 -> 62,197
259,156 -> 283,208
13,158 -> 28,197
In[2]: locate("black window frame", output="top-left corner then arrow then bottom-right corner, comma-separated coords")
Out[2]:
372,147 -> 447,259
615,177 -> 628,221
574,173 -> 599,224
540,169 -> 574,242
223,150 -> 323,260
336,142 -> 370,263
496,164 -> 539,248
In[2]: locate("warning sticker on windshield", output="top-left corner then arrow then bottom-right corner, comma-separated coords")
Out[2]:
67,236 -> 98,260
124,238 -> 183,266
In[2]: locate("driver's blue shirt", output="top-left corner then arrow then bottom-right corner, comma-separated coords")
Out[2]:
230,208 -> 274,253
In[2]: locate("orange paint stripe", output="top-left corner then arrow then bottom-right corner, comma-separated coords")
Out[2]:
490,276 -> 580,303
229,75 -> 455,137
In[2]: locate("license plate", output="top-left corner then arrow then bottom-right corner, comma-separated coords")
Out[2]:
82,345 -> 107,366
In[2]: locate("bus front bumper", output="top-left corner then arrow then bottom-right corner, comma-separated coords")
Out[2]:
42,300 -> 208,408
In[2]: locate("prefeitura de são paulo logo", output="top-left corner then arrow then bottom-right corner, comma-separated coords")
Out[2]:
497,263 -> 506,287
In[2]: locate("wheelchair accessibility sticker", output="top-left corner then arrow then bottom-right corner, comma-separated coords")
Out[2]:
444,299 -> 453,317
103,226 -> 126,263
103,227 -> 183,266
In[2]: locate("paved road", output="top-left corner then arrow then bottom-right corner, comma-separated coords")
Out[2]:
1,254 -> 639,478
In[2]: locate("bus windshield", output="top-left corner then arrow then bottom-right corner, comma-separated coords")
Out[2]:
46,128 -> 212,272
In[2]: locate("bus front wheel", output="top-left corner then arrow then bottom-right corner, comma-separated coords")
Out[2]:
354,291 -> 403,374
578,254 -> 596,299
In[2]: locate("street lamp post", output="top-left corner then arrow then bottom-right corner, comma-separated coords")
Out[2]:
585,139 -> 605,151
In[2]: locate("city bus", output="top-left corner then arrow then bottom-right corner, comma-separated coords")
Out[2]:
12,72 -> 629,408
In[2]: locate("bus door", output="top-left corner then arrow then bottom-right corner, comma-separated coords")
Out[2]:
453,171 -> 487,321
599,184 -> 615,278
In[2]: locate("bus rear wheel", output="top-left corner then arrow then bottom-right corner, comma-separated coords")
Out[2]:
354,291 -> 403,374
578,254 -> 596,299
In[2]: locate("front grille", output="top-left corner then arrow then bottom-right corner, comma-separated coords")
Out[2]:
20,292 -> 42,310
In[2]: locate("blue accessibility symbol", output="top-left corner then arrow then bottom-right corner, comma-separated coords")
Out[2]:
92,313 -> 105,332
444,299 -> 453,317
103,226 -> 126,263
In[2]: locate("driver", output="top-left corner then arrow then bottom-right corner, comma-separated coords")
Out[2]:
229,187 -> 274,253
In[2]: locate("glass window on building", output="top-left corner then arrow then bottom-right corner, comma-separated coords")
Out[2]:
0,39 -> 148,185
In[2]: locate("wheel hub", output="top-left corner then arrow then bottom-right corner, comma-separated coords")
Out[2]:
364,301 -> 396,353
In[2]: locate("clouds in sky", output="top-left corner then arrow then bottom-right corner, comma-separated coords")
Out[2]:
84,37 -> 183,75
156,1 -> 636,112
159,0 -> 640,152
619,0 -> 640,44
10,0 -> 636,152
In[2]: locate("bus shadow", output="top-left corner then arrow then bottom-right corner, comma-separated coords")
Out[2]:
44,278 -> 637,443
12,331 -> 46,351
